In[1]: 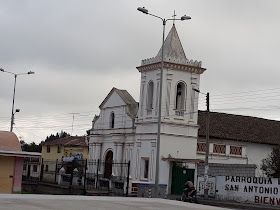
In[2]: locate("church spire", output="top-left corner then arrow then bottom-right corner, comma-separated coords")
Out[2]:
155,24 -> 187,65
140,24 -> 202,68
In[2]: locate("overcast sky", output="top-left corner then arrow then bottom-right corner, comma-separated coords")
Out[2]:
1,0 -> 280,144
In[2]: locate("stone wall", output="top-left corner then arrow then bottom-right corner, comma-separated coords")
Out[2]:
197,163 -> 256,177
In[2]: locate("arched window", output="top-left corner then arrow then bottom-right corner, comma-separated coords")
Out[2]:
175,82 -> 186,110
110,112 -> 115,128
147,81 -> 154,110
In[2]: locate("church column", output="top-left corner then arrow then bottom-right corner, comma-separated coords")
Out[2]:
125,143 -> 133,179
92,143 -> 96,161
95,143 -> 102,161
89,143 -> 96,174
88,142 -> 92,160
88,143 -> 94,173
113,142 -> 124,176
116,143 -> 123,162
89,143 -> 95,161
95,143 -> 102,175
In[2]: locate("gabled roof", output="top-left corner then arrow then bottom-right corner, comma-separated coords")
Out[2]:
155,24 -> 187,64
98,87 -> 138,119
198,111 -> 280,145
42,136 -> 86,146
99,87 -> 137,108
115,88 -> 137,106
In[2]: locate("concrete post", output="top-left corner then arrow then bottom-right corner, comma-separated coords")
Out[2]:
58,167 -> 65,185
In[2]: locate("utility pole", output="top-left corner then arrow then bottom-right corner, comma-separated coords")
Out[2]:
192,88 -> 210,198
0,68 -> 34,132
204,92 -> 210,198
137,7 -> 191,197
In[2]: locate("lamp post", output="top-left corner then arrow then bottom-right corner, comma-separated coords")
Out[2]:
193,88 -> 210,198
0,68 -> 35,132
137,7 -> 191,197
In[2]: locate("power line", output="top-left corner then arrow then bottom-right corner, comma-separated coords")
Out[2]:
210,87 -> 280,97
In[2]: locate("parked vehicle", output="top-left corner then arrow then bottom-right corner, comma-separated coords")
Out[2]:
180,189 -> 197,203
180,181 -> 197,203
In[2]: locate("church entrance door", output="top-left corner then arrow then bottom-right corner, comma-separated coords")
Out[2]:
171,162 -> 194,195
104,151 -> 113,178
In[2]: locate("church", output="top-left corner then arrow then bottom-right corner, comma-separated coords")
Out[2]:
86,24 -> 280,195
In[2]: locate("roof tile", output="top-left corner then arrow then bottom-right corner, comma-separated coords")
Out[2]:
42,136 -> 86,146
198,111 -> 280,145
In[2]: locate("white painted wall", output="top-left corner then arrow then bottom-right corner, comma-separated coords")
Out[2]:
216,176 -> 280,206
92,91 -> 134,131
136,63 -> 202,188
196,137 -> 274,176
102,91 -> 126,108
246,143 -> 273,176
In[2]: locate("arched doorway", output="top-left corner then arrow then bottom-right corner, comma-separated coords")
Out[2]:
104,151 -> 113,178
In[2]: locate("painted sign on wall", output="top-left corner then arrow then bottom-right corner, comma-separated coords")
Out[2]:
216,176 -> 280,206
197,176 -> 216,197
63,147 -> 83,161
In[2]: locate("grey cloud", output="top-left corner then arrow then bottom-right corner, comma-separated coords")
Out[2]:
1,0 -> 280,143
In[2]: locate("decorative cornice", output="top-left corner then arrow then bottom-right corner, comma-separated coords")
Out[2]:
136,120 -> 200,128
135,132 -> 198,139
141,56 -> 202,67
136,61 -> 206,75
114,141 -> 124,146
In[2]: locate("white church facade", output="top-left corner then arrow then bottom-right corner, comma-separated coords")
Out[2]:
86,25 -> 279,195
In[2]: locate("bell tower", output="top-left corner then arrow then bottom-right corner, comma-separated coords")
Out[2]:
133,24 -> 206,185
136,25 -> 206,125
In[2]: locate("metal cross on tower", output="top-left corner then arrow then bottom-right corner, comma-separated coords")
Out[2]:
172,10 -> 177,25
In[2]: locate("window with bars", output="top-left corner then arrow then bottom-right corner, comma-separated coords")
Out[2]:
197,142 -> 206,152
33,165 -> 38,172
57,145 -> 61,153
230,146 -> 242,156
213,144 -> 226,154
140,158 -> 149,180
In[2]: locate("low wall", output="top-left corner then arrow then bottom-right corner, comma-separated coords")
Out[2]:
22,182 -> 84,195
137,183 -> 167,198
216,176 -> 280,207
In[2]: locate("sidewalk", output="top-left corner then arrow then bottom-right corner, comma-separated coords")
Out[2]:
167,194 -> 280,210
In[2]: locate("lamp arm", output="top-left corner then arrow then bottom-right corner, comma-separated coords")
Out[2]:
1,70 -> 16,76
166,18 -> 185,21
148,13 -> 164,22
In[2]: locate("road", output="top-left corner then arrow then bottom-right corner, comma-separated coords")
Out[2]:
0,194 -> 233,210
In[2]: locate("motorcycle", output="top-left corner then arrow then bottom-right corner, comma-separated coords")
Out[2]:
180,188 -> 198,203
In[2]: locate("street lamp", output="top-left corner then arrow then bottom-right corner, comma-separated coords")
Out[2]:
137,7 -> 191,197
193,88 -> 210,198
0,68 -> 35,132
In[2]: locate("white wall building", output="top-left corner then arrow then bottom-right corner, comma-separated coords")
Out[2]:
197,111 -> 279,178
87,25 -> 278,195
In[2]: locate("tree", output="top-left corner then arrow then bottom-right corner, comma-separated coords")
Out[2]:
261,146 -> 280,178
20,140 -> 42,153
44,130 -> 70,142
